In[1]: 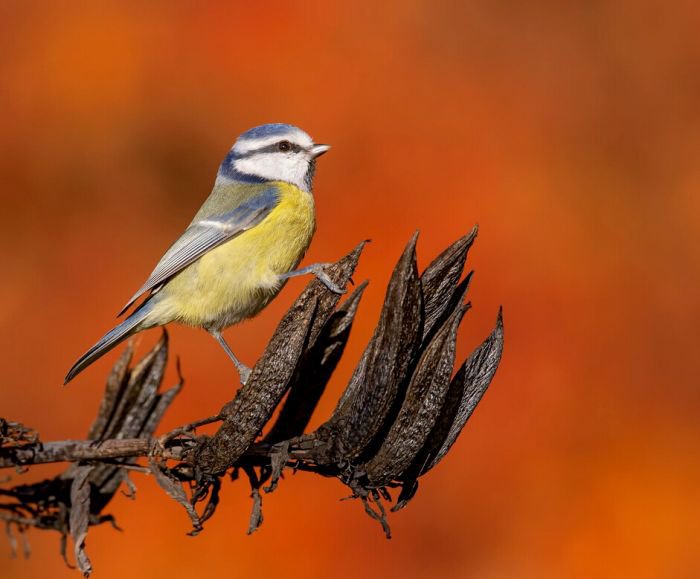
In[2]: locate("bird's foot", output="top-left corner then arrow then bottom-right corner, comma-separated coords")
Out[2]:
309,263 -> 347,294
279,262 -> 347,294
210,329 -> 252,386
238,364 -> 252,386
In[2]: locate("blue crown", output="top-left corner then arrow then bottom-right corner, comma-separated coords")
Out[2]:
238,123 -> 297,141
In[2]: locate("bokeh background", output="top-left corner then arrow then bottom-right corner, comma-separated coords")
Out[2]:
1,2 -> 699,578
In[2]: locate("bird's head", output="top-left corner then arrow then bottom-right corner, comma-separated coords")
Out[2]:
220,123 -> 330,192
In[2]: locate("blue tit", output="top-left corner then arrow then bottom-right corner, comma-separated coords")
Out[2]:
65,123 -> 341,385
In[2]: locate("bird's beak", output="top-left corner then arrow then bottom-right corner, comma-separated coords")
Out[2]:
311,144 -> 331,158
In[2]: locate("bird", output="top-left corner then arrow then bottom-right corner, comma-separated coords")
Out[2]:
65,123 -> 343,386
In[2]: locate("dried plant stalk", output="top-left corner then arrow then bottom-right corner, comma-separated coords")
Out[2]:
0,231 -> 503,574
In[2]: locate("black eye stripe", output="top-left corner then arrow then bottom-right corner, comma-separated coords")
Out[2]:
282,141 -> 302,153
236,141 -> 304,158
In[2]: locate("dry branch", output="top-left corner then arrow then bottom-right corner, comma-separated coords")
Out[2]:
0,230 -> 504,574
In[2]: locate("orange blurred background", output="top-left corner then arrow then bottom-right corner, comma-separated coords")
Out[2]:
1,2 -> 699,578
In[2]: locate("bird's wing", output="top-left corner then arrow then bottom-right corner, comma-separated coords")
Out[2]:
118,186 -> 279,316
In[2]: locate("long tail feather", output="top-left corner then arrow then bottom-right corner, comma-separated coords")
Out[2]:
64,302 -> 154,384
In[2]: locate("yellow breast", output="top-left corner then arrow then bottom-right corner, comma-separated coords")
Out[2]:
151,182 -> 316,329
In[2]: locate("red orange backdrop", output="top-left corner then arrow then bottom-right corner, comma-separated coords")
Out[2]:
1,2 -> 699,578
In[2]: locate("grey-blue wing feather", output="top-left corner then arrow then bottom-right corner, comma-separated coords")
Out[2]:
118,186 -> 279,316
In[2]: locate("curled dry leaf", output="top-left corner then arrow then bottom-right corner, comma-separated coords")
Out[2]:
69,466 -> 93,578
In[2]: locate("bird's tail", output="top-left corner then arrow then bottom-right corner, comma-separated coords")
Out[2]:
64,301 -> 154,385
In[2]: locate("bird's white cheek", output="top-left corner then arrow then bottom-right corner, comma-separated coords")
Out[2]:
234,155 -> 275,181
234,155 -> 310,191
289,159 -> 311,190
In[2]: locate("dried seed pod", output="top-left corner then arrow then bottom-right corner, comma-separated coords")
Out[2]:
318,233 -> 423,464
362,304 -> 467,487
393,308 -> 504,511
266,282 -> 368,444
420,226 -> 477,340
195,242 -> 367,475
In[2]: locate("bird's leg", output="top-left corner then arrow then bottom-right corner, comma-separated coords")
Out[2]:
279,263 -> 346,294
210,330 -> 251,385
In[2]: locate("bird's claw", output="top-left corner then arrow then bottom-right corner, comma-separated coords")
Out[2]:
238,365 -> 251,386
313,264 -> 347,294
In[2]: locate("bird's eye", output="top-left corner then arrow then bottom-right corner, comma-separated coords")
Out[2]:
277,141 -> 292,152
